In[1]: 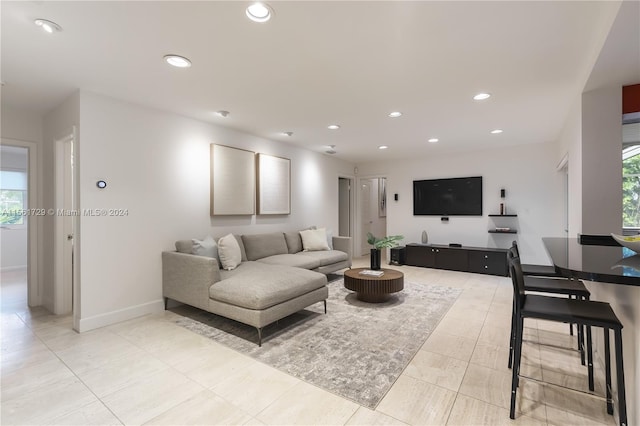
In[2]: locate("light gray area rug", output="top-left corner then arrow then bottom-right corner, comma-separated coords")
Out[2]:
173,278 -> 462,408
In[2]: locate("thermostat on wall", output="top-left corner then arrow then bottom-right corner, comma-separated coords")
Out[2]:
96,180 -> 107,189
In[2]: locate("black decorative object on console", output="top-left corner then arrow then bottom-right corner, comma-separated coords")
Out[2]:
370,249 -> 382,270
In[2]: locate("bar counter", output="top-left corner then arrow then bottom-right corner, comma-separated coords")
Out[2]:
543,237 -> 640,286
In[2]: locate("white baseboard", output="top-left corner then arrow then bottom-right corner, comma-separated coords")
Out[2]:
1,265 -> 27,272
77,299 -> 164,332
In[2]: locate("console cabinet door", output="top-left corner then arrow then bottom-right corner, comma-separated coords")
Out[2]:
468,251 -> 508,276
405,245 -> 436,267
434,247 -> 468,272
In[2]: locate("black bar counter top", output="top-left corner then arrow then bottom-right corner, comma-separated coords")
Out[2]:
543,237 -> 640,286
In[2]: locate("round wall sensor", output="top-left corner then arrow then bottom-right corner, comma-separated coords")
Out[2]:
96,180 -> 107,189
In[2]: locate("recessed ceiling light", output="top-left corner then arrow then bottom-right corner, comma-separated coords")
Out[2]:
491,129 -> 503,134
328,124 -> 340,130
378,145 -> 388,150
164,55 -> 192,68
34,19 -> 62,33
215,110 -> 230,117
283,131 -> 293,137
428,138 -> 439,143
246,2 -> 273,22
388,111 -> 402,118
473,93 -> 491,101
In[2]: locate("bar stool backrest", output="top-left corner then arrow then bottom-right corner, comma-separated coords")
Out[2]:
511,241 -> 520,257
507,252 -> 527,309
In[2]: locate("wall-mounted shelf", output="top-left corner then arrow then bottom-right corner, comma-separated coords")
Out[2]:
489,213 -> 518,234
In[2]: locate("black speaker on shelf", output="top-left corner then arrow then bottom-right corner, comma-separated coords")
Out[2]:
390,246 -> 406,265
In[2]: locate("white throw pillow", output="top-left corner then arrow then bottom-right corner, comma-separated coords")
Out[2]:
218,233 -> 242,270
300,228 -> 330,251
326,229 -> 334,250
192,236 -> 219,260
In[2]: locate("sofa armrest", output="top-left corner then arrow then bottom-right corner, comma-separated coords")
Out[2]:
162,251 -> 221,310
332,236 -> 352,263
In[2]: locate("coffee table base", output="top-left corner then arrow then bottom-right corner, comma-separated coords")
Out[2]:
354,292 -> 396,303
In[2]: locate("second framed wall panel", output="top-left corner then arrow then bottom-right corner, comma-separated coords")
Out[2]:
256,153 -> 291,215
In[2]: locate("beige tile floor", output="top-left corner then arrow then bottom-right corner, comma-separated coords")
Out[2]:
1,260 -> 618,425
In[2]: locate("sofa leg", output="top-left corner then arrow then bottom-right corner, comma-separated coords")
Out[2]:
257,327 -> 262,347
324,300 -> 327,314
164,297 -> 168,310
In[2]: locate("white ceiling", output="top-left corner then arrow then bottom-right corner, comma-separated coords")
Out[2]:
1,1 -> 637,163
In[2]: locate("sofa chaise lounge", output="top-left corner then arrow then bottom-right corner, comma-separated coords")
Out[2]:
162,230 -> 352,345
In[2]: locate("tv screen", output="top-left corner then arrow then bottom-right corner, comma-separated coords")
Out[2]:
413,176 -> 483,216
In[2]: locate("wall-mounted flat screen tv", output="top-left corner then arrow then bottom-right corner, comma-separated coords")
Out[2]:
413,176 -> 483,216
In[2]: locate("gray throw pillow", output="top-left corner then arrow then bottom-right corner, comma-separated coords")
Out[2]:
284,231 -> 303,254
192,236 -> 219,263
175,240 -> 193,254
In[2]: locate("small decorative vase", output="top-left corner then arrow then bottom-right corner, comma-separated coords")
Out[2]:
370,248 -> 381,270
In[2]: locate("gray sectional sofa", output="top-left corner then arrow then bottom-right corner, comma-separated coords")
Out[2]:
162,230 -> 352,345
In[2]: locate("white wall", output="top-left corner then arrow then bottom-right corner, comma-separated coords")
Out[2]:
576,84 -> 638,426
357,142 -> 564,265
75,91 -> 354,331
0,106 -> 43,143
582,86 -> 623,234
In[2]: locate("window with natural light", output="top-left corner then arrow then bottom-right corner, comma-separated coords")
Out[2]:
623,145 -> 640,229
0,170 -> 27,225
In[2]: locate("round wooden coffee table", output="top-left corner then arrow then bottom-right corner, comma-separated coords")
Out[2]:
344,268 -> 404,303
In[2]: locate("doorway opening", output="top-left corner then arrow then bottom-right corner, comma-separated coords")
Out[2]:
0,145 -> 29,312
358,177 -> 387,257
556,153 -> 569,237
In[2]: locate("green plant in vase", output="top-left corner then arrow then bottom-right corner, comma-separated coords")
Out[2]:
367,232 -> 404,270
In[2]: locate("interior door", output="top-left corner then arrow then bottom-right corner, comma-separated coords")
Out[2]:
338,177 -> 351,237
359,178 -> 374,255
54,135 -> 74,314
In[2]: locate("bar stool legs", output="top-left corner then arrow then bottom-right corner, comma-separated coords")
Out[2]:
510,322 -> 627,426
603,327 -> 628,425
605,330 -> 613,415
614,328 -> 627,426
587,326 -> 594,391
